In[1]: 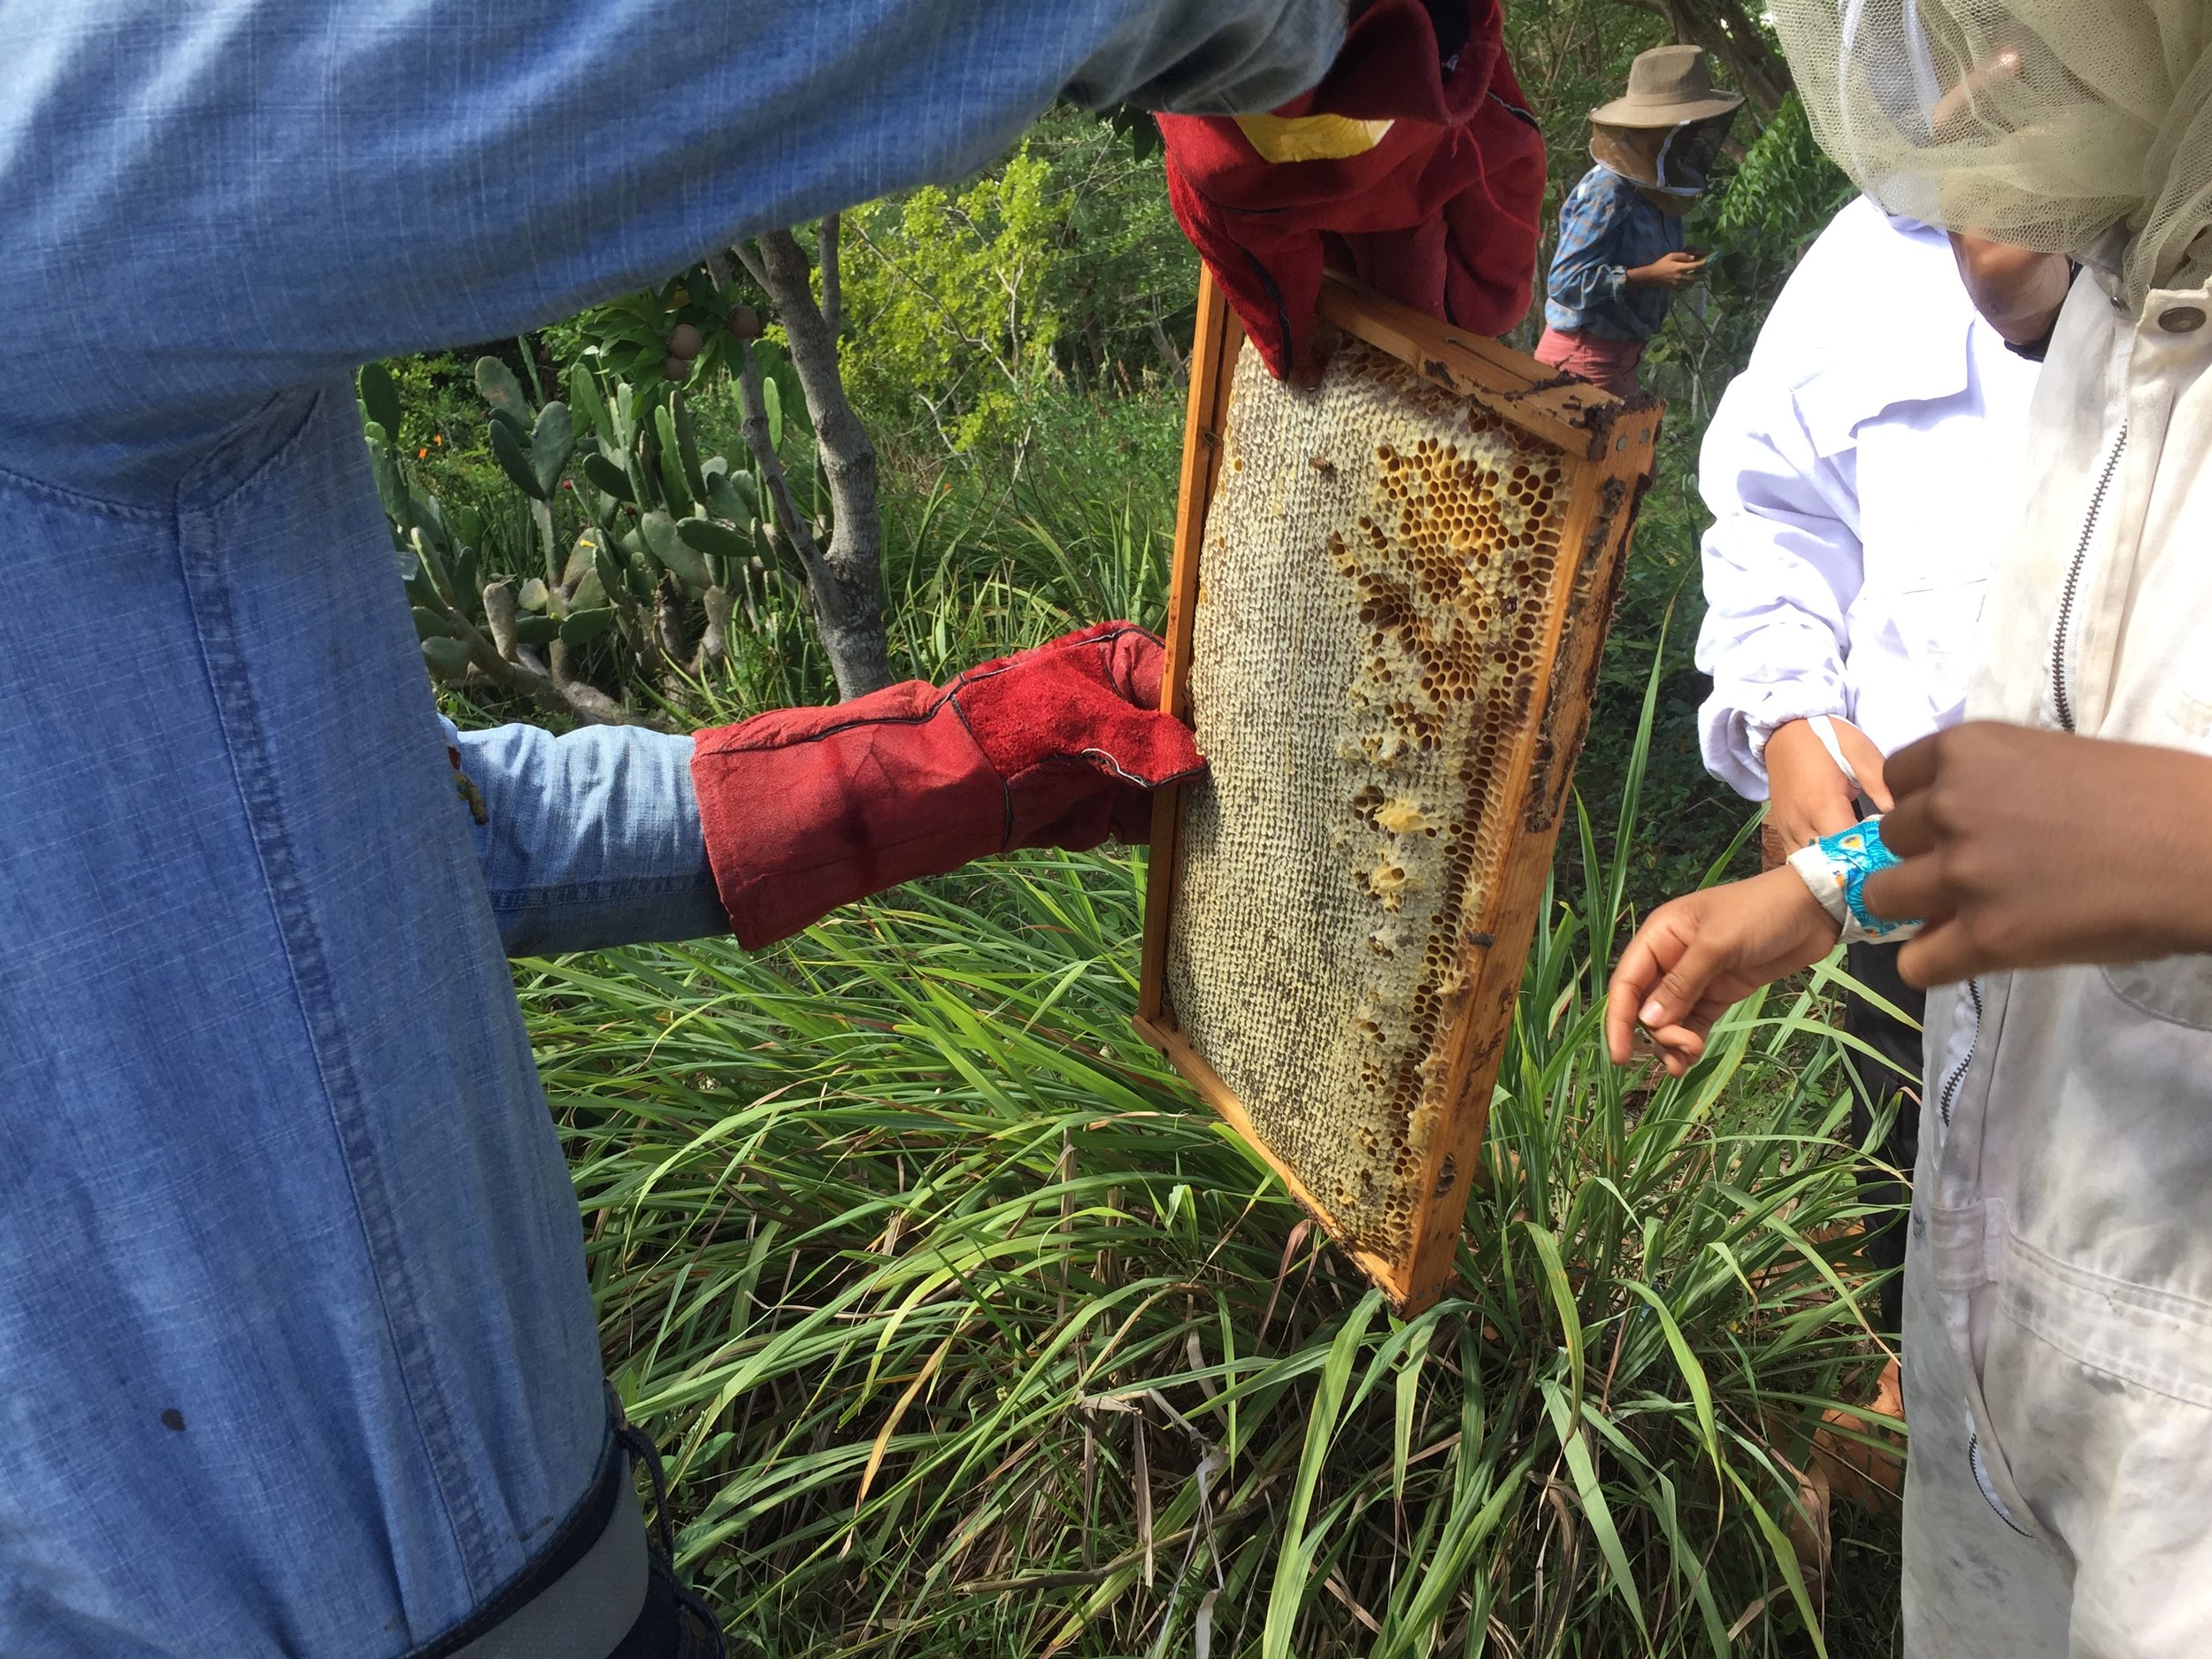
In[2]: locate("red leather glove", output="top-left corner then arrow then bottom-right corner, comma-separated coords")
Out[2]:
692,623 -> 1203,949
1157,0 -> 1546,379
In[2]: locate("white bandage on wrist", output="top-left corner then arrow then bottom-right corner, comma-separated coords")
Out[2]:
1788,841 -> 1855,938
1787,817 -> 1925,947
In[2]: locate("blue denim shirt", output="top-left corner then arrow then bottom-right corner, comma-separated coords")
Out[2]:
0,4 -> 1339,1654
443,720 -> 727,957
1541,165 -> 1684,342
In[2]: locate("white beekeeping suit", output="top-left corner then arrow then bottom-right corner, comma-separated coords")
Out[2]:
1695,195 -> 2041,1346
1770,3 -> 2212,1653
1694,196 -> 2038,797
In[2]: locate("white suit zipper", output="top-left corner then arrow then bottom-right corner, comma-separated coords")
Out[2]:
2051,425 -> 2128,733
1935,976 -> 1983,1134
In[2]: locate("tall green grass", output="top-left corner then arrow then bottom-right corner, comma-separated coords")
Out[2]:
648,472 -> 1171,731
517,675 -> 1900,1657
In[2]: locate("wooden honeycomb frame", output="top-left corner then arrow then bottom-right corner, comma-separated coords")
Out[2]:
1135,269 -> 1661,1313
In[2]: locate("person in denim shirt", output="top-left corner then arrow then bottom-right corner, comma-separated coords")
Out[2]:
1534,44 -> 1740,395
0,5 -> 1358,1656
0,1 -> 1561,1655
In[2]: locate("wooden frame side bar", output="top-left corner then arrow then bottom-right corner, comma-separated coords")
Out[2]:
1136,267 -> 1240,1034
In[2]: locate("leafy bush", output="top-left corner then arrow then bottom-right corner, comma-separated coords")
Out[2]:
837,142 -> 1068,456
1701,98 -> 1858,334
838,109 -> 1198,466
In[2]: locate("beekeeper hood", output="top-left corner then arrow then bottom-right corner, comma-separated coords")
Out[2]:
1771,1 -> 2212,313
1588,45 -> 1744,198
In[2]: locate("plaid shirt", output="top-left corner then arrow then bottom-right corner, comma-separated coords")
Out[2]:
1543,165 -> 1684,342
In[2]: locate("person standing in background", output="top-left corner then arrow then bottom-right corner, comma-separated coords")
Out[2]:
1533,44 -> 1740,396
1694,196 -> 2042,1339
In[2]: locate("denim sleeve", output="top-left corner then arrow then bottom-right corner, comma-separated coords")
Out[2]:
3,0 -> 1343,501
1546,185 -> 1632,314
441,718 -> 729,956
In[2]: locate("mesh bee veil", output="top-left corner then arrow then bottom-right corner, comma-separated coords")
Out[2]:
1771,0 -> 2212,311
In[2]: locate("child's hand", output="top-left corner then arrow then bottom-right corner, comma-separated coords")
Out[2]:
1626,250 -> 1707,290
1605,867 -> 1841,1076
1763,716 -> 1892,853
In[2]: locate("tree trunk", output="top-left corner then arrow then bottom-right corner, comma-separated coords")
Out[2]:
747,227 -> 893,700
1624,0 -> 1793,119
818,213 -> 842,340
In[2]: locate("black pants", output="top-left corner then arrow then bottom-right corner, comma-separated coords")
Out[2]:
414,1418 -> 725,1659
1842,941 -> 1924,1335
611,1559 -> 724,1658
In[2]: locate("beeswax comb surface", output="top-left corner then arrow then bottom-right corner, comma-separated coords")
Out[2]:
1163,338 -> 1574,1267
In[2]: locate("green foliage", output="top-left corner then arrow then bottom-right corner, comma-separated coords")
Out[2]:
1701,96 -> 1857,326
1091,101 -> 1164,165
840,109 -> 1196,463
836,141 -> 1069,456
527,680 -> 1898,1655
357,361 -> 403,446
357,335 -> 816,715
667,443 -> 1179,726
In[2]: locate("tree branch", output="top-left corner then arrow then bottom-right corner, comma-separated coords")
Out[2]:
732,238 -> 771,291
736,340 -> 837,596
655,579 -> 692,668
698,584 -> 733,671
818,213 -> 841,341
754,227 -> 892,698
1147,306 -> 1186,386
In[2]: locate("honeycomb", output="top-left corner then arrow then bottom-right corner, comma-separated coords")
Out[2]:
1164,338 -> 1570,1263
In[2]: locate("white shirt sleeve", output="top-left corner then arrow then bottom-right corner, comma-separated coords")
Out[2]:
1693,364 -> 1864,801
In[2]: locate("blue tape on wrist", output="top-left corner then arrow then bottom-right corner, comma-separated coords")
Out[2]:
1814,818 -> 1908,938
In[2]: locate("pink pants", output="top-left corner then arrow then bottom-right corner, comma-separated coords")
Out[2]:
1533,327 -> 1645,396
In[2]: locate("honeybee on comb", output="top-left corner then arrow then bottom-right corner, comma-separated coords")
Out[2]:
1136,272 -> 1660,1311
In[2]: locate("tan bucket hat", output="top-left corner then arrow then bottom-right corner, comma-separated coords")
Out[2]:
1590,44 -> 1744,128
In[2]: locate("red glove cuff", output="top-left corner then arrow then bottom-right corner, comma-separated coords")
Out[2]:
692,625 -> 1202,949
694,683 -> 1004,949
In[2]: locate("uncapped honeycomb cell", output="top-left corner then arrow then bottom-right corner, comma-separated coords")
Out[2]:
1164,339 -> 1569,1263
